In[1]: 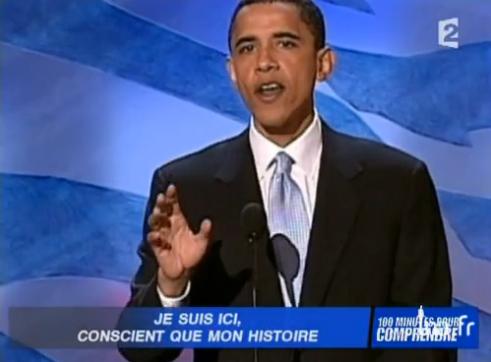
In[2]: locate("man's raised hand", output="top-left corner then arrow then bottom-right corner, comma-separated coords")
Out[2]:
147,184 -> 211,296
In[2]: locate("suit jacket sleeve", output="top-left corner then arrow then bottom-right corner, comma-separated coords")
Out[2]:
377,161 -> 456,361
117,168 -> 183,362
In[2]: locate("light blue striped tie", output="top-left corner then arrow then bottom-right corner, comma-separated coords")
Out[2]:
268,152 -> 310,307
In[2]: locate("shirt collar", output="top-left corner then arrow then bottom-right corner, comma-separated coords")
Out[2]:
249,109 -> 323,179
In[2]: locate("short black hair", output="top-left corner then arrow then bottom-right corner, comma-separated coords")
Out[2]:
228,0 -> 326,52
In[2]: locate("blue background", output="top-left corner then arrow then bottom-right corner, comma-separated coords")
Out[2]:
1,0 -> 490,361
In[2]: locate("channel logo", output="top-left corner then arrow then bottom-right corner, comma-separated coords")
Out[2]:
438,18 -> 459,48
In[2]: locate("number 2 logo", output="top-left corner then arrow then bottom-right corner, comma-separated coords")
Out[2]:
439,18 -> 459,49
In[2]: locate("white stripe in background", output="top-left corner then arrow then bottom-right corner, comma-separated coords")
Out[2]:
315,82 -> 491,199
1,43 -> 244,196
106,0 -> 491,56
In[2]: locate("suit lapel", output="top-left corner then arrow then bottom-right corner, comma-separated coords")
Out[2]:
215,130 -> 284,307
300,124 -> 362,306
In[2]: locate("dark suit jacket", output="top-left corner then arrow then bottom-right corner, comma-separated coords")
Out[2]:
119,124 -> 455,362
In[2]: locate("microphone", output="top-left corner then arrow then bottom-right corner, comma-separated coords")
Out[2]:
241,203 -> 266,242
240,203 -> 266,308
271,234 -> 300,307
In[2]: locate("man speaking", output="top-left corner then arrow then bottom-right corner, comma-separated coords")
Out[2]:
120,0 -> 454,361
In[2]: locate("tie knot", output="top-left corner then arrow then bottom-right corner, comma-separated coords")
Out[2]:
274,152 -> 293,175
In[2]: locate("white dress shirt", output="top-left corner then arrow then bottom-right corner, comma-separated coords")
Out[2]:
158,111 -> 323,307
249,111 -> 323,306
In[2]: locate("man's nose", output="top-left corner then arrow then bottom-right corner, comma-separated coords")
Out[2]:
256,47 -> 278,72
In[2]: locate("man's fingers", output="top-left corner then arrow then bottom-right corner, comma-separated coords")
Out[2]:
147,230 -> 171,250
197,218 -> 212,242
148,210 -> 170,230
153,185 -> 184,222
147,230 -> 160,245
155,193 -> 172,217
148,211 -> 159,229
156,193 -> 165,205
165,184 -> 183,216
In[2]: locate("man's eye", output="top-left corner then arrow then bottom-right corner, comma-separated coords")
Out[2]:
238,44 -> 254,54
278,40 -> 297,48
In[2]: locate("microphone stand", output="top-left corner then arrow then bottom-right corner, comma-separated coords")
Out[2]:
248,231 -> 259,362
248,231 -> 258,308
240,202 -> 266,362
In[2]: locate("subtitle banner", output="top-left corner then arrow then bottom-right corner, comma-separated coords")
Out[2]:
10,307 -> 370,349
9,306 -> 479,349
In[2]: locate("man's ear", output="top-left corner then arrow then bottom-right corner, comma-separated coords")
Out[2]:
316,47 -> 335,82
227,58 -> 237,85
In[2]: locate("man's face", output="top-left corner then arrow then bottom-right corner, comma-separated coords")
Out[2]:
228,3 -> 332,134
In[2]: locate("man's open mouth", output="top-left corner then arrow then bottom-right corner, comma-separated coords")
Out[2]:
256,82 -> 285,102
